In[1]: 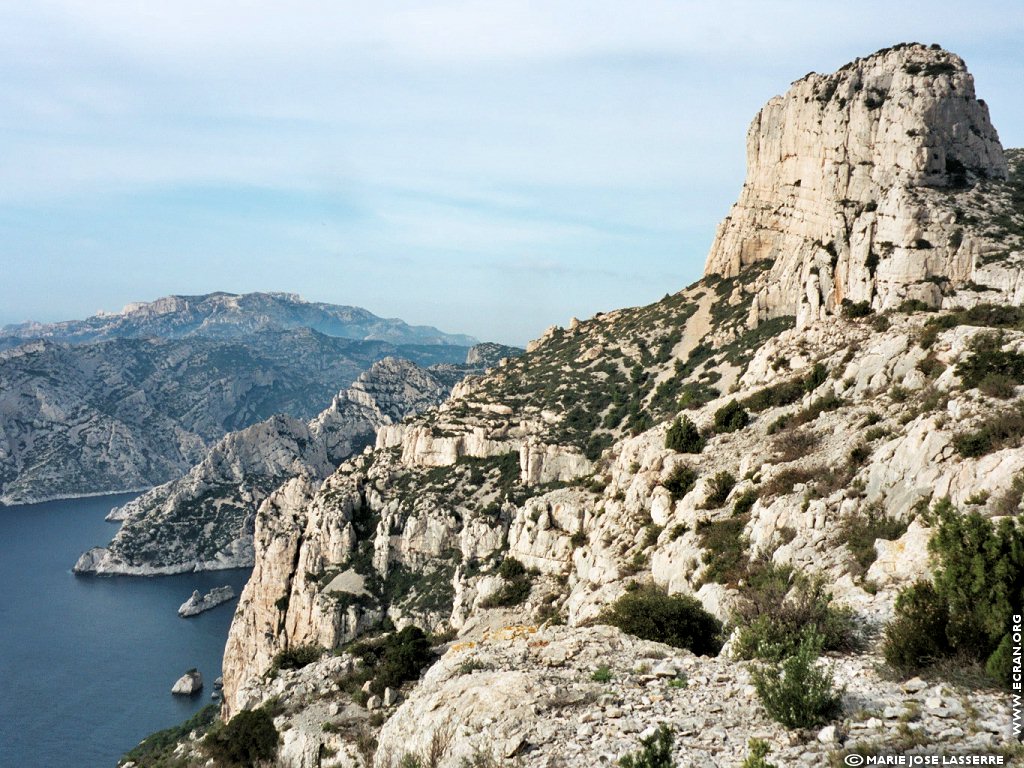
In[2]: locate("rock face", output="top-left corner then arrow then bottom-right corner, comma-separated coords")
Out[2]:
171,670 -> 203,696
704,44 -> 1011,327
178,586 -> 236,617
74,358 -> 468,575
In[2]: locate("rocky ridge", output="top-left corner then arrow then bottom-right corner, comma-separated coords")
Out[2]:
0,291 -> 478,349
179,586 -> 236,617
129,46 -> 1024,768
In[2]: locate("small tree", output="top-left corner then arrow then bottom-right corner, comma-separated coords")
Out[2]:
665,416 -> 705,453
204,707 -> 279,767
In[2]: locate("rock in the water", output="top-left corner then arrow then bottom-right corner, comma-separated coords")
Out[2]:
171,669 -> 203,696
178,586 -> 236,617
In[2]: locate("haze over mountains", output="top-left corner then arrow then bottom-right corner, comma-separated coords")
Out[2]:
0,292 -> 498,505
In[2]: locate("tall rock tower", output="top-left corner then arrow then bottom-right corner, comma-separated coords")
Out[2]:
703,43 -> 1008,328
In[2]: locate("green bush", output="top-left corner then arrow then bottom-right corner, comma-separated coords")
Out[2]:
953,403 -> 1024,457
882,501 -> 1024,685
271,644 -> 324,672
740,738 -> 778,768
665,416 -> 705,453
733,571 -> 859,661
703,471 -> 736,508
482,558 -> 533,608
122,704 -> 219,766
351,625 -> 435,695
204,707 -> 279,768
732,488 -> 759,516
619,724 -> 674,768
882,582 -> 951,673
714,400 -> 750,433
601,585 -> 722,656
842,300 -> 873,318
663,465 -> 698,501
838,506 -> 910,577
591,664 -> 613,682
751,634 -> 842,729
956,333 -> 1024,389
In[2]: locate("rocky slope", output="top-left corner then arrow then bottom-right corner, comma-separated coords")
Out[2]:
0,291 -> 478,349
0,312 -> 478,505
75,358 -> 480,575
128,45 -> 1023,768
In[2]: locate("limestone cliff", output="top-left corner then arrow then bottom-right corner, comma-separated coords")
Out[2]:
704,43 -> 1017,328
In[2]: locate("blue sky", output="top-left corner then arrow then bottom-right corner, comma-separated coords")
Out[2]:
1,1 -> 1022,345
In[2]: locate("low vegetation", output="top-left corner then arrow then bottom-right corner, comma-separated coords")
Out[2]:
664,416 -> 705,453
480,557 -> 534,608
751,633 -> 843,729
349,625 -> 435,696
601,585 -> 722,656
270,644 -> 324,673
883,500 -> 1024,686
952,401 -> 1024,458
203,706 -> 279,768
662,465 -> 698,501
837,505 -> 910,577
619,724 -> 675,768
120,705 -> 219,767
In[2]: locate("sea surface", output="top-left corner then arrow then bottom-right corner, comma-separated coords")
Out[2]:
0,493 -> 252,768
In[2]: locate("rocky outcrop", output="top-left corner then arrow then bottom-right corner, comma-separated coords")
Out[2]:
178,586 -> 236,617
704,44 -> 1012,327
171,669 -> 203,696
75,358 -> 464,575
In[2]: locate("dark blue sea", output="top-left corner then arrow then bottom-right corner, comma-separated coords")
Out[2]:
0,493 -> 252,768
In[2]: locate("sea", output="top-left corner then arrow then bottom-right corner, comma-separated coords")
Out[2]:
0,493 -> 252,768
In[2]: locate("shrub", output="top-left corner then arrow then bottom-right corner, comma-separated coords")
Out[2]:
591,664 -> 613,683
882,501 -> 1024,684
123,705 -> 219,766
882,582 -> 951,674
842,300 -> 873,318
952,403 -> 1024,457
956,333 -> 1024,389
751,634 -> 842,729
497,557 -> 526,580
271,644 -> 324,672
665,416 -> 705,453
619,724 -> 674,768
482,560 -> 533,608
979,373 -> 1018,399
733,572 -> 859,662
732,488 -> 759,516
703,471 -> 736,508
714,400 -> 750,433
351,625 -> 434,695
697,515 -> 750,587
204,707 -> 279,768
838,506 -> 910,577
601,585 -> 722,656
740,739 -> 778,768
663,465 -> 698,501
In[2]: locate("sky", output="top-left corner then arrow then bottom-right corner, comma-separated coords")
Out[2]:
1,2 -> 1022,346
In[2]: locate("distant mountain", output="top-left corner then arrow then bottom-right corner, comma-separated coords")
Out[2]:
0,291 -> 479,350
0,292 -> 489,505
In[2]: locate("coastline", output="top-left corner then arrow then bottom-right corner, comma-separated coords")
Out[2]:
0,486 -> 153,509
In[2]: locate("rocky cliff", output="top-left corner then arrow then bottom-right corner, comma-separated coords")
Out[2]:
134,46 -> 1023,768
75,358 -> 472,575
704,43 -> 1019,329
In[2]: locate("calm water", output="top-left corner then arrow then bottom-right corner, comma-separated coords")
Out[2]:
0,494 -> 252,768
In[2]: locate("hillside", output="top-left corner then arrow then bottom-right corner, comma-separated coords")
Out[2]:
127,45 -> 1023,768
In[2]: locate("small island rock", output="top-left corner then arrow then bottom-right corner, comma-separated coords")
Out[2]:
171,669 -> 203,696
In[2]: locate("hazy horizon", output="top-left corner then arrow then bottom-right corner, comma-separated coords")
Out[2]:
3,1 -> 1022,346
